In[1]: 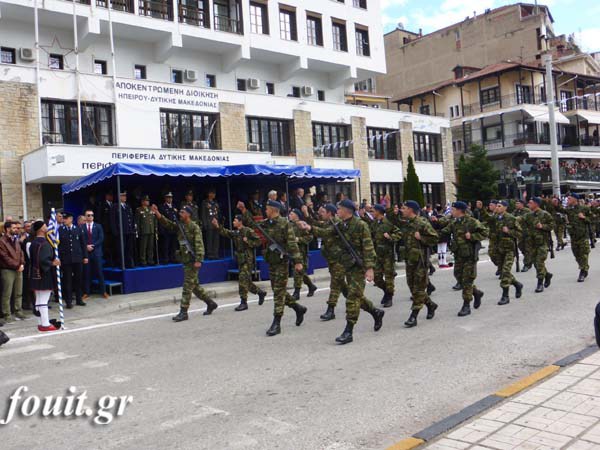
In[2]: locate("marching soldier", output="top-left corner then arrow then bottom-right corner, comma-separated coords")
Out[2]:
561,193 -> 592,282
289,209 -> 318,300
180,190 -> 200,227
488,201 -> 523,306
158,192 -> 178,264
521,197 -> 554,292
212,215 -> 266,311
479,200 -> 501,276
360,204 -> 401,308
135,195 -> 157,266
439,202 -> 487,317
151,204 -> 218,322
202,188 -> 221,260
110,191 -> 135,268
300,199 -> 384,344
401,201 -> 439,328
513,199 -> 532,271
549,197 -> 567,251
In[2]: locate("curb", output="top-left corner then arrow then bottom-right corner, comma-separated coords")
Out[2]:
385,344 -> 599,450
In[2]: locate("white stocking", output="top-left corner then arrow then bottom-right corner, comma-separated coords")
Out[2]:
35,290 -> 52,327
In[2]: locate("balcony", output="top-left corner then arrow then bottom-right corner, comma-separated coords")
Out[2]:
475,132 -> 551,152
138,0 -> 173,21
96,0 -> 134,13
561,97 -> 600,113
463,91 -> 545,116
179,3 -> 209,27
214,15 -> 242,34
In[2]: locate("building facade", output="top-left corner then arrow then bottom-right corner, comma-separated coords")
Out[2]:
0,0 -> 456,220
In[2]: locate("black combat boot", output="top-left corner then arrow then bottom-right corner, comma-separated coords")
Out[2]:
291,303 -> 307,326
473,290 -> 484,309
426,301 -> 438,320
320,305 -> 336,321
452,282 -> 463,291
544,273 -> 553,288
172,307 -> 189,322
307,282 -> 318,297
556,244 -> 561,251
578,271 -> 587,282
292,288 -> 301,300
266,315 -> 282,336
498,287 -> 510,306
535,279 -> 544,293
429,265 -> 436,276
458,301 -> 471,317
382,292 -> 393,308
380,292 -> 387,305
513,280 -> 523,299
335,322 -> 354,344
235,299 -> 248,312
203,299 -> 218,316
521,264 -> 531,273
371,308 -> 385,331
427,282 -> 436,296
258,290 -> 267,306
404,310 -> 419,328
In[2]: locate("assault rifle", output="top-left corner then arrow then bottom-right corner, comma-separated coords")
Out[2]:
548,230 -> 555,259
330,219 -> 364,269
588,223 -> 596,249
514,238 -> 520,272
254,222 -> 288,259
176,221 -> 197,262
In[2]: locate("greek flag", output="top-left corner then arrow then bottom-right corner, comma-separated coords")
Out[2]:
47,208 -> 60,248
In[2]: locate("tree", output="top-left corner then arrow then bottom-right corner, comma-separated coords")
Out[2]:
403,155 -> 425,206
455,144 -> 500,204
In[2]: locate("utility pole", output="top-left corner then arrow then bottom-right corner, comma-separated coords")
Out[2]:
543,53 -> 561,197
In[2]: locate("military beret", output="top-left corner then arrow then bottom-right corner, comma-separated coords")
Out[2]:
531,197 -> 542,205
291,208 -> 304,220
515,199 -> 525,204
452,201 -> 468,211
181,206 -> 193,215
569,193 -> 580,200
405,200 -> 421,213
339,199 -> 356,212
32,220 -> 45,233
498,200 -> 509,207
373,204 -> 386,213
266,200 -> 283,210
324,204 -> 337,215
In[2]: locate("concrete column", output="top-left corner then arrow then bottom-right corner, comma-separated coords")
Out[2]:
293,109 -> 314,166
218,102 -> 246,151
441,127 -> 457,203
351,116 -> 370,202
399,121 -> 414,179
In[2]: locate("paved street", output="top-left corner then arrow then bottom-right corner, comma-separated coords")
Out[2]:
0,246 -> 598,450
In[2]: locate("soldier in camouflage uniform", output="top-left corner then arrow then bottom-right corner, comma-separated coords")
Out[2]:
401,201 -> 439,328
289,209 -> 318,300
180,190 -> 201,227
135,195 -> 157,266
212,215 -> 266,312
521,197 -> 554,292
360,204 -> 401,308
488,201 -> 524,306
560,193 -> 592,282
513,199 -> 532,271
301,199 -> 384,344
479,200 -> 501,276
549,197 -> 567,251
439,201 -> 487,317
151,204 -> 218,322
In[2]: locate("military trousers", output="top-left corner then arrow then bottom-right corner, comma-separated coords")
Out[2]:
530,241 -> 548,280
0,269 -> 22,319
269,260 -> 297,317
555,224 -> 565,246
571,239 -> 590,271
181,264 -> 211,309
343,266 -> 376,325
488,239 -> 500,267
138,234 -> 155,265
326,260 -> 348,307
518,237 -> 532,266
405,262 -> 432,311
453,257 -> 478,303
238,261 -> 260,301
374,253 -> 396,295
293,250 -> 314,290
497,248 -> 516,288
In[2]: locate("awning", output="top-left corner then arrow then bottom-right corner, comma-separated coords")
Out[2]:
526,150 -> 600,159
461,104 -> 570,124
574,110 -> 600,125
522,106 -> 570,124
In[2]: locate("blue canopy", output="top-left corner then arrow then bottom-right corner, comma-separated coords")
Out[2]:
62,163 -> 360,195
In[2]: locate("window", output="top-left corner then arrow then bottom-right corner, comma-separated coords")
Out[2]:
371,183 -> 402,206
368,127 -> 398,160
247,117 -> 293,156
313,122 -> 352,158
134,64 -> 146,80
353,0 -> 367,8
49,54 -> 64,70
213,0 -> 242,34
317,90 -> 325,102
250,1 -> 269,35
355,78 -> 374,93
306,14 -> 323,46
355,26 -> 370,56
266,82 -> 275,95
560,90 -> 574,112
413,132 -> 442,162
422,183 -> 443,205
332,21 -> 348,52
516,84 -> 532,104
81,103 -> 114,145
206,74 -> 216,88
237,78 -> 247,91
171,69 -> 183,84
94,59 -> 107,75
419,105 -> 431,115
279,7 -> 297,41
483,124 -> 503,143
480,86 -> 500,106
0,47 -> 16,64
449,105 -> 460,118
160,109 -> 218,149
291,86 -> 301,98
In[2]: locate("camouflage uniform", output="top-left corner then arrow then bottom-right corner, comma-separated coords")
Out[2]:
403,216 -> 438,311
291,221 -> 316,291
440,215 -> 488,303
218,225 -> 263,301
490,213 -> 521,288
513,206 -> 532,267
135,205 -> 157,265
366,216 -> 401,296
180,200 -> 201,227
480,208 -> 501,269
521,209 -> 554,280
544,201 -> 566,249
561,204 -> 591,272
157,216 -> 212,309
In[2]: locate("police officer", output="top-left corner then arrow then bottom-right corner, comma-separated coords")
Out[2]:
522,197 -> 554,292
202,188 -> 221,260
111,191 -> 136,269
135,195 -> 157,266
58,212 -> 88,308
158,192 -> 178,264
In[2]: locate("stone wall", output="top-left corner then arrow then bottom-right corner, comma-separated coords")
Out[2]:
293,109 -> 314,166
351,116 -> 370,202
218,102 -> 246,151
441,127 -> 457,203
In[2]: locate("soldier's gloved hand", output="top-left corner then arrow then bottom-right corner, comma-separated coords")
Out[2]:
365,268 -> 374,282
294,263 -> 303,273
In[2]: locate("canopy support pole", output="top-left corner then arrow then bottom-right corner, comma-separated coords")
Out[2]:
116,175 -> 125,270
285,177 -> 290,213
226,179 -> 233,258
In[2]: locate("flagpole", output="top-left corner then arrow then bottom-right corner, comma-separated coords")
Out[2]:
50,208 -> 65,329
72,0 -> 83,145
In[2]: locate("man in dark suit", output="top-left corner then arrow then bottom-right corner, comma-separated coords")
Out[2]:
158,192 -> 178,264
58,212 -> 88,309
96,192 -> 115,266
289,187 -> 305,211
81,209 -> 109,299
111,191 -> 136,269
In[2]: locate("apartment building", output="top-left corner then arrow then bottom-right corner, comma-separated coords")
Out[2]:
0,0 -> 456,219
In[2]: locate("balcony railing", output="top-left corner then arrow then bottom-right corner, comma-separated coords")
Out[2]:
463,91 -> 546,116
476,132 -> 551,151
214,15 -> 242,34
179,4 -> 209,27
138,0 -> 173,20
560,97 -> 600,113
96,0 -> 134,12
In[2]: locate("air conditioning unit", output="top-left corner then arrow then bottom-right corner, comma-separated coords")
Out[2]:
302,86 -> 314,97
185,69 -> 198,81
248,143 -> 260,151
20,48 -> 35,62
192,140 -> 210,149
247,78 -> 261,90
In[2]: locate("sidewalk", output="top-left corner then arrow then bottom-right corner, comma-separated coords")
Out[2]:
423,350 -> 600,450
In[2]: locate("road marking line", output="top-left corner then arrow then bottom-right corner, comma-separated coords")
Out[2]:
495,365 -> 561,398
0,343 -> 54,355
386,437 -> 425,450
0,374 -> 41,387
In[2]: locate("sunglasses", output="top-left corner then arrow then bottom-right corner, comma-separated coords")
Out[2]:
86,214 -> 94,217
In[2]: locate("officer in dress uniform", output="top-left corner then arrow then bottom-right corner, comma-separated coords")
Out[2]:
96,192 -> 115,266
201,188 -> 221,260
248,190 -> 264,219
180,190 -> 201,227
136,195 -> 157,266
159,192 -> 179,264
110,191 -> 136,268
58,212 -> 88,308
